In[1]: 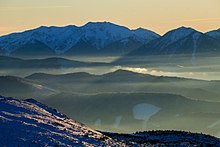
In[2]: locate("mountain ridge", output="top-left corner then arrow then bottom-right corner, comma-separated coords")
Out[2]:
1,23 -> 219,57
0,55 -> 110,68
127,26 -> 220,56
0,22 -> 160,56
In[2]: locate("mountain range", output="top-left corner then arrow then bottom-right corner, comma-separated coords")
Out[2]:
0,22 -> 159,56
1,96 -> 219,146
0,22 -> 219,57
128,27 -> 220,57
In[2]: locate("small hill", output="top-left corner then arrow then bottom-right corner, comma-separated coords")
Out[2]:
104,130 -> 220,146
0,55 -> 110,69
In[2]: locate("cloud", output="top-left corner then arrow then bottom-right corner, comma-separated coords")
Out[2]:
112,66 -> 171,76
111,66 -> 214,80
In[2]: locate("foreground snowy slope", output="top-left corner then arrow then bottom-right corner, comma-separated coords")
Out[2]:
0,96 -> 123,146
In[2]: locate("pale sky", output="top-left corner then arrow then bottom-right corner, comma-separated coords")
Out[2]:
0,0 -> 220,36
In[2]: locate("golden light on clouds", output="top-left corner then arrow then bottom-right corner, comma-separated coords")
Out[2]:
0,0 -> 220,35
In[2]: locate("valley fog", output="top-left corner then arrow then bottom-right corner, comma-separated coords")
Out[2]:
2,55 -> 220,80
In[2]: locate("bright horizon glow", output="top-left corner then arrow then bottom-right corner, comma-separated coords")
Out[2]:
0,0 -> 220,36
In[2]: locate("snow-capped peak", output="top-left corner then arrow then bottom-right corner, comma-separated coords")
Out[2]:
80,22 -> 132,49
155,26 -> 196,49
132,27 -> 160,43
164,26 -> 195,42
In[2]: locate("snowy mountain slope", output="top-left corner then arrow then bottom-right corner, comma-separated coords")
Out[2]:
0,22 -> 160,55
126,26 -> 220,57
0,25 -> 81,55
0,96 -> 124,147
206,28 -> 220,41
149,26 -> 196,50
11,40 -> 55,56
133,27 -> 159,42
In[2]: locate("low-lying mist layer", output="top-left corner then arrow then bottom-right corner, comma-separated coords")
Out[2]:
1,55 -> 220,80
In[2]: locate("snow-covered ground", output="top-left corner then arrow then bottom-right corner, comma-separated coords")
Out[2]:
0,96 -> 123,147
